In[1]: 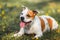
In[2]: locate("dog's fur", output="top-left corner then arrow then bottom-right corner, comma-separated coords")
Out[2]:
13,7 -> 58,38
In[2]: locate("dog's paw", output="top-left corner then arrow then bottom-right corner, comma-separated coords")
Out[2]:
11,34 -> 18,37
12,33 -> 23,37
13,34 -> 18,37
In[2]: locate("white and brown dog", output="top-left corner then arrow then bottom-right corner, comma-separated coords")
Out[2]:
13,7 -> 58,38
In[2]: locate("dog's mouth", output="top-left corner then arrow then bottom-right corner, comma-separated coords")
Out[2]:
20,21 -> 31,28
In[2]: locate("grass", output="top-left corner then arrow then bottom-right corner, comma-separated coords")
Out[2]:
1,27 -> 60,40
0,0 -> 60,40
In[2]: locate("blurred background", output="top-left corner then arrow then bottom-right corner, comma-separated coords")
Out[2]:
0,0 -> 60,40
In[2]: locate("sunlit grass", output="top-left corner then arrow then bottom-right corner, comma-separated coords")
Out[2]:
1,27 -> 60,40
0,0 -> 60,40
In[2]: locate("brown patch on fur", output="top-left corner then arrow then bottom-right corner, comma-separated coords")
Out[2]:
46,18 -> 53,30
39,17 -> 45,31
27,10 -> 35,19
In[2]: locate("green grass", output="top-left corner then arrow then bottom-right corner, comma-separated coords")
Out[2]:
0,0 -> 60,40
1,27 -> 60,40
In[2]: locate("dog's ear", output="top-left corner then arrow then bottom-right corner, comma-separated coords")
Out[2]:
22,7 -> 26,10
22,6 -> 28,10
32,10 -> 38,15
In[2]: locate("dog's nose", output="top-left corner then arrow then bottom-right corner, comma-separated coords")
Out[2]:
21,17 -> 24,21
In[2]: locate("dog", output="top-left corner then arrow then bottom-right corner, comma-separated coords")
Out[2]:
13,7 -> 58,38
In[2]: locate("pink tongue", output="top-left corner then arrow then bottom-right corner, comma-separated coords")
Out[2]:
20,21 -> 25,28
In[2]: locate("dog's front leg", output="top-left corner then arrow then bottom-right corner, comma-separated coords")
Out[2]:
13,28 -> 24,37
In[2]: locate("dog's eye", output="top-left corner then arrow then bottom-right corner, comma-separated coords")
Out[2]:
27,14 -> 30,17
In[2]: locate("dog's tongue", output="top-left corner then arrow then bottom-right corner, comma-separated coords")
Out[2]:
20,21 -> 25,28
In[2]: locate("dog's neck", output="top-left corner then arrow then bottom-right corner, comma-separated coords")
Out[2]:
30,16 -> 38,25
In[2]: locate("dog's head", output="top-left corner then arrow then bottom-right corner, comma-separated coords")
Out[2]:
20,7 -> 38,22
